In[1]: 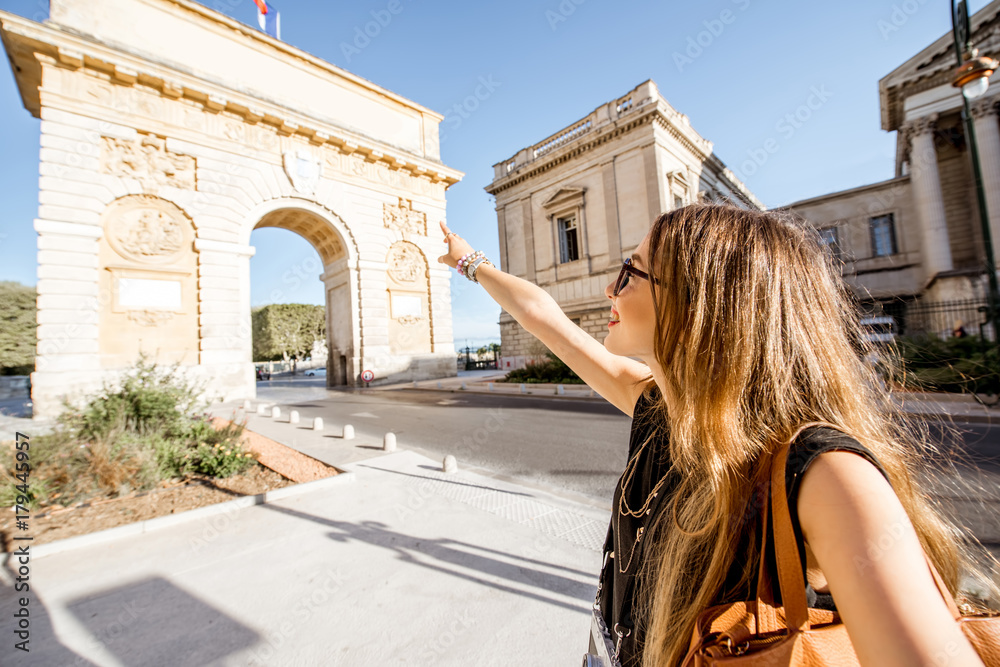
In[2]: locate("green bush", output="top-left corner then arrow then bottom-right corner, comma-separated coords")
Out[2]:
895,335 -> 1000,396
70,359 -> 200,441
0,361 -> 252,509
503,353 -> 585,384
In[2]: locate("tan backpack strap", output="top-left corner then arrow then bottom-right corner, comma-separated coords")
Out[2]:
770,440 -> 811,633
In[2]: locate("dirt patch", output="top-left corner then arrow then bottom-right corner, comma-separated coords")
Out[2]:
0,464 -> 297,550
0,427 -> 341,551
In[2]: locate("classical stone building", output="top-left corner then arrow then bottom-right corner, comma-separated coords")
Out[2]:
0,0 -> 462,418
485,80 -> 762,368
786,0 -> 1000,337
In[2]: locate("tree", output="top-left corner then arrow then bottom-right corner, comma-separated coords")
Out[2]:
0,282 -> 36,375
251,304 -> 326,373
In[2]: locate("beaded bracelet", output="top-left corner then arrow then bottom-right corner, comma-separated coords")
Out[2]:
457,250 -> 484,276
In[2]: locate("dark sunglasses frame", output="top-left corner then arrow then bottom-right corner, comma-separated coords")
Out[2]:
613,258 -> 655,297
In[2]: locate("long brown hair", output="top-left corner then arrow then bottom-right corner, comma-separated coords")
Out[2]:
635,204 -> 998,666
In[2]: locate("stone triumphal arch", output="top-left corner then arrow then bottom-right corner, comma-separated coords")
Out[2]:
0,0 -> 462,418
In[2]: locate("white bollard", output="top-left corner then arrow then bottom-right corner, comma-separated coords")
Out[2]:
256,404 -> 269,416
383,432 -> 397,452
242,399 -> 252,411
590,390 -> 596,398
488,383 -> 494,391
313,417 -> 324,432
271,406 -> 281,419
343,424 -> 355,440
412,381 -> 418,388
460,382 -> 467,390
437,381 -> 443,389
520,383 -> 526,394
443,454 -> 457,473
289,410 -> 300,424
557,384 -> 565,395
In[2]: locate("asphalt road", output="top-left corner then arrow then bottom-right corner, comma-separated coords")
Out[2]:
264,383 -> 634,506
262,380 -> 1000,519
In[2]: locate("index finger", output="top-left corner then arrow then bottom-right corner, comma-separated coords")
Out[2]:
439,220 -> 450,235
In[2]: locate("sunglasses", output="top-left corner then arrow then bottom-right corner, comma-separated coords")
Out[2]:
613,258 -> 655,297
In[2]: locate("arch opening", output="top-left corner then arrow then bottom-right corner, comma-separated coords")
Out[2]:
249,207 -> 354,387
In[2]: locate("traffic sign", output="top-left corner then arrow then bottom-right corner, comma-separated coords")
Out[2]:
361,370 -> 375,383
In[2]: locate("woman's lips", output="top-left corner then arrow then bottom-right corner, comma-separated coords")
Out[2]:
609,309 -> 620,327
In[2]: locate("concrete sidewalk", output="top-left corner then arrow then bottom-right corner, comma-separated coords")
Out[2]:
0,447 -> 606,666
2,375 -> 1000,666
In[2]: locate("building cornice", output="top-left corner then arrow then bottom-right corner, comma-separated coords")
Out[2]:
485,80 -> 759,208
878,0 -> 1000,131
485,108 -> 657,196
781,175 -> 911,209
0,10 -> 462,187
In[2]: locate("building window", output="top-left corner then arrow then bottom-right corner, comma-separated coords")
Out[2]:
558,215 -> 580,263
674,195 -> 684,210
869,214 -> 897,257
818,226 -> 842,260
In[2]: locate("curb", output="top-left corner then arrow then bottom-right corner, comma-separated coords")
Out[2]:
1,471 -> 356,561
404,385 -> 603,401
904,412 -> 1000,425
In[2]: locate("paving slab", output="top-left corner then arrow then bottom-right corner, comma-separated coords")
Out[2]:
0,450 -> 607,666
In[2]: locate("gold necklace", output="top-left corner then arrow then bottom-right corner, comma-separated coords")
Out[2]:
614,433 -> 671,574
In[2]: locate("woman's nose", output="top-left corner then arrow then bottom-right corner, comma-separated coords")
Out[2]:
605,280 -> 615,299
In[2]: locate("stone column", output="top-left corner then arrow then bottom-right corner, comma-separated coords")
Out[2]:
971,98 -> 1000,272
905,115 -> 954,282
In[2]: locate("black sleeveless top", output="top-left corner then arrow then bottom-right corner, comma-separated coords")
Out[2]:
596,387 -> 886,667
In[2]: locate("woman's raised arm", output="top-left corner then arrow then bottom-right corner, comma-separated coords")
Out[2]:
437,221 -> 650,416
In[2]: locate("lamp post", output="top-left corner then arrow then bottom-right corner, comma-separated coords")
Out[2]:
952,0 -> 1000,340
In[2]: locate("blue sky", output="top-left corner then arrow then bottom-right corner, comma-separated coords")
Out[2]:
0,0 -> 990,350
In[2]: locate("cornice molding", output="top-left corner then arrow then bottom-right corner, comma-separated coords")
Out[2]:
0,12 -> 462,187
485,108 -> 660,196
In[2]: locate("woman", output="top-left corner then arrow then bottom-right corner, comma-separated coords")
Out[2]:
437,204 -> 997,667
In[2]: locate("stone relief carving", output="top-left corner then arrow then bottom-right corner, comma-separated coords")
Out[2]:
127,310 -> 175,327
970,98 -> 1000,120
101,134 -> 196,193
283,149 -> 323,195
384,198 -> 427,236
396,315 -> 424,326
106,196 -> 188,264
387,242 -> 425,284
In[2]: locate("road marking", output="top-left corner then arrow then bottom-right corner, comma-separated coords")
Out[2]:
349,412 -> 379,418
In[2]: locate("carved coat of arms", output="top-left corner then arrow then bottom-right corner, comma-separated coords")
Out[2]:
283,150 -> 323,195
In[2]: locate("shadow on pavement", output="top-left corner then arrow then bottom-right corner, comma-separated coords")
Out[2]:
359,463 -> 533,498
62,576 -> 261,667
262,503 -> 597,616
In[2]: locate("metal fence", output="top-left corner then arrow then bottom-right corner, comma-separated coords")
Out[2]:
872,298 -> 994,341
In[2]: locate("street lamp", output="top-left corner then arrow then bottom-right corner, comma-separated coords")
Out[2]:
952,0 -> 1000,341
